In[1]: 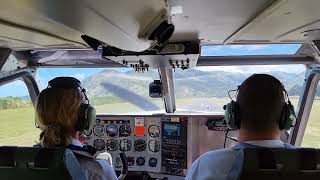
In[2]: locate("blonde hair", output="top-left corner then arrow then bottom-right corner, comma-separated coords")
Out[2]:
36,88 -> 83,147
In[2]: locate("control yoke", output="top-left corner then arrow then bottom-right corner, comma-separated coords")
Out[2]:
118,152 -> 128,180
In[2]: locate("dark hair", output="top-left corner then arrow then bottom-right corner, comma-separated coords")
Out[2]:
237,74 -> 285,132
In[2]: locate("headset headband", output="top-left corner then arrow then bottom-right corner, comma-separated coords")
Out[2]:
239,74 -> 284,91
236,74 -> 289,101
48,77 -> 89,103
48,77 -> 82,89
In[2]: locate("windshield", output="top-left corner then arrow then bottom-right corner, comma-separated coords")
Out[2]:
201,44 -> 302,56
36,68 -> 164,114
174,64 -> 306,113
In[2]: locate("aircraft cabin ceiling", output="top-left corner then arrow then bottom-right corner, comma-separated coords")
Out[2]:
0,0 -> 319,51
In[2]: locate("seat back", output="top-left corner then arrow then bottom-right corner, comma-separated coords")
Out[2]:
239,148 -> 320,180
0,146 -> 87,180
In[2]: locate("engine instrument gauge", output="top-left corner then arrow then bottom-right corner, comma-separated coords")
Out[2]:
148,140 -> 160,152
106,124 -> 118,137
83,129 -> 92,136
136,157 -> 145,166
148,125 -> 160,137
134,139 -> 146,151
119,139 -> 132,151
148,157 -> 157,167
93,124 -> 104,137
106,139 -> 118,151
93,139 -> 105,151
119,124 -> 131,137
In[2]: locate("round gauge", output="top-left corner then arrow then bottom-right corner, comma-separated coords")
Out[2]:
119,124 -> 131,137
93,124 -> 104,137
83,129 -> 92,136
106,139 -> 118,151
93,139 -> 105,151
119,139 -> 132,151
106,124 -> 118,137
148,140 -> 160,152
148,125 -> 160,138
79,131 -> 91,142
136,157 -> 145,166
134,139 -> 146,151
148,157 -> 157,167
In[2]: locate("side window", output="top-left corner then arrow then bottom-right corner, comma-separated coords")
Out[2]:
0,80 -> 39,146
302,86 -> 320,148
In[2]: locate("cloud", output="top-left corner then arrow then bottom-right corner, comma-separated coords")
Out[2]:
73,73 -> 87,81
228,45 -> 270,51
196,65 -> 306,74
196,66 -> 243,72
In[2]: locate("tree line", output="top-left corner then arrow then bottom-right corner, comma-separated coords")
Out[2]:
0,97 -> 32,110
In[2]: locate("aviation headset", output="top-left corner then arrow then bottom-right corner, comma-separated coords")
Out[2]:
223,74 -> 296,131
46,77 -> 96,131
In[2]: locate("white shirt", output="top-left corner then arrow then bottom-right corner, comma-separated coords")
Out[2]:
70,138 -> 118,180
185,140 -> 287,180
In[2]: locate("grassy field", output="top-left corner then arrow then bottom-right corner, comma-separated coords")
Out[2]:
0,98 -> 319,147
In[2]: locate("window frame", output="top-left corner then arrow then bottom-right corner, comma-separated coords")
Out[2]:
290,66 -> 320,146
0,70 -> 39,107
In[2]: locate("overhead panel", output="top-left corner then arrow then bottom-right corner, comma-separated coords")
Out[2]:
168,0 -> 276,43
0,0 -> 169,51
227,0 -> 320,43
0,1 -> 87,50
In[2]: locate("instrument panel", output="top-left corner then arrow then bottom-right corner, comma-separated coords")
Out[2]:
81,114 -> 228,178
84,116 -> 169,174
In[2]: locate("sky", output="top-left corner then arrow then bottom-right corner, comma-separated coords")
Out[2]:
0,44 -> 304,97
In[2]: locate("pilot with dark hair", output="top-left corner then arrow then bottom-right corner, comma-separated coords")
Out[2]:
186,74 -> 295,180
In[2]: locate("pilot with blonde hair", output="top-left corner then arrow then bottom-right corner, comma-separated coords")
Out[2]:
36,77 -> 117,180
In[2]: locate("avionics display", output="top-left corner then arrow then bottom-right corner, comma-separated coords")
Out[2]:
163,123 -> 181,138
161,120 -> 188,176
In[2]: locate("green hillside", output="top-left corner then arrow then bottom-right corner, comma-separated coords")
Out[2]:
82,69 -> 306,99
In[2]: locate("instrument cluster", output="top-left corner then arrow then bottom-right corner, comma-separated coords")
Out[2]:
84,117 -> 162,172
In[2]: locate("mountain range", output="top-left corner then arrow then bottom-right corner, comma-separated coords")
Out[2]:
82,69 -> 307,99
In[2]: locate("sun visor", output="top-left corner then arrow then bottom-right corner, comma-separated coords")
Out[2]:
33,0 -> 173,51
0,0 -> 174,51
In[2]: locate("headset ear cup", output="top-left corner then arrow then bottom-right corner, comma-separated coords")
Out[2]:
76,104 -> 96,131
284,103 -> 295,130
224,101 -> 240,130
279,103 -> 294,131
234,102 -> 240,129
279,104 -> 286,130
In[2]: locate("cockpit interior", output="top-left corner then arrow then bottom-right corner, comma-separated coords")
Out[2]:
0,0 -> 320,179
